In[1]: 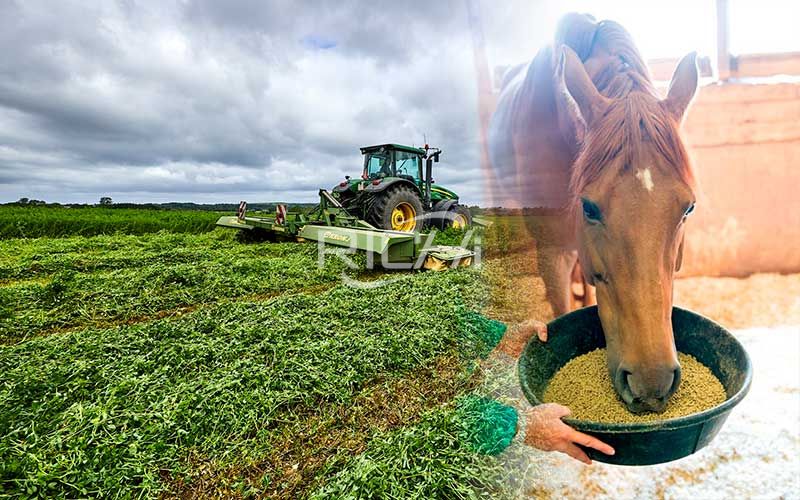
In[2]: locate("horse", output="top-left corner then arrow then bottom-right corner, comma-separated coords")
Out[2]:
487,13 -> 699,413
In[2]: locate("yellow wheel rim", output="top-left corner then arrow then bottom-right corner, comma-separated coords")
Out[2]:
452,214 -> 467,229
390,203 -> 417,231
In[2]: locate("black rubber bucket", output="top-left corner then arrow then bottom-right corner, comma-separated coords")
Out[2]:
518,306 -> 752,466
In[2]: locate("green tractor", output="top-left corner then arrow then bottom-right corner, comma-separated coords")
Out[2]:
331,144 -> 472,232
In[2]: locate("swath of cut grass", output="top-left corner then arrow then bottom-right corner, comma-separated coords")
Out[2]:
0,212 -> 544,498
166,355 -> 483,499
0,230 -> 305,282
1,233 -> 366,342
309,402 -> 509,500
0,269 -> 491,498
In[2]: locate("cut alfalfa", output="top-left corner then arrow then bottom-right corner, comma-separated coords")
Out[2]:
308,405 -> 509,499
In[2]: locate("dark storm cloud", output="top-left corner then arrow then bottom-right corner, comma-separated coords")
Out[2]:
0,0 -> 490,204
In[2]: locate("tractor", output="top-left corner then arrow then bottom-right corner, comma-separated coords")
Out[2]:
331,144 -> 472,232
215,143 -> 484,269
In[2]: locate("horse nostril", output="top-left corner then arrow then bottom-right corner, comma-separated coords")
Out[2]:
615,368 -> 634,402
669,366 -> 682,395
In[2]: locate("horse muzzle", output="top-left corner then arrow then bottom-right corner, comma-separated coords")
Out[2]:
614,363 -> 682,414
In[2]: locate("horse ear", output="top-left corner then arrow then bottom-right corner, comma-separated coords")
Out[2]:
556,45 -> 608,127
664,52 -> 698,122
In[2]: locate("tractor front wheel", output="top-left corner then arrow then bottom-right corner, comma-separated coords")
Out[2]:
449,205 -> 472,229
368,185 -> 424,232
433,204 -> 472,230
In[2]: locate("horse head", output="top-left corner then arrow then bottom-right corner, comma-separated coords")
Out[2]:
558,42 -> 699,413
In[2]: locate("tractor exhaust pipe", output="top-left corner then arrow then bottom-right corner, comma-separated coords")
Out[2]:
425,157 -> 433,209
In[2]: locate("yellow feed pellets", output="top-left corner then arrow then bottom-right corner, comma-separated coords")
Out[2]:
543,349 -> 726,423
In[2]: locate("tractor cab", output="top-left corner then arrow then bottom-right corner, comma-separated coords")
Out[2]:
332,143 -> 471,232
362,144 -> 425,184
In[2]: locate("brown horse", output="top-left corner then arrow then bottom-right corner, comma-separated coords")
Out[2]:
488,14 -> 698,413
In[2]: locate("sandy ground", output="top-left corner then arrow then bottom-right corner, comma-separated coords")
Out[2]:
485,272 -> 800,499
502,325 -> 800,499
675,273 -> 800,330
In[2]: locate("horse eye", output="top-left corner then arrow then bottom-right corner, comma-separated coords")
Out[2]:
684,202 -> 695,218
581,198 -> 602,223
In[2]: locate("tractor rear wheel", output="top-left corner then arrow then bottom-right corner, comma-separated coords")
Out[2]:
368,185 -> 424,232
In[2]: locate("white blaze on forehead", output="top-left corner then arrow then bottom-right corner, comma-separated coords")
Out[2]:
635,168 -> 655,192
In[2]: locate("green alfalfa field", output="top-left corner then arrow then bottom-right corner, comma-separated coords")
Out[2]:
0,205 -> 543,498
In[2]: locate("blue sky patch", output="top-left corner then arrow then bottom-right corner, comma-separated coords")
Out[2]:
302,34 -> 337,50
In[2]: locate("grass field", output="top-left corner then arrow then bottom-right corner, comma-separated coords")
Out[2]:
0,206 -> 220,239
0,207 -> 543,498
0,232 -> 365,342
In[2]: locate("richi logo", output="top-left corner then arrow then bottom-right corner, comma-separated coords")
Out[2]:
317,225 -> 481,289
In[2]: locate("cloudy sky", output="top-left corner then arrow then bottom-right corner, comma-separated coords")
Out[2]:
0,0 -> 492,204
1,0 -> 786,205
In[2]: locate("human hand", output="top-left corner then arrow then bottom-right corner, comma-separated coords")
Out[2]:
523,403 -> 615,464
495,319 -> 548,358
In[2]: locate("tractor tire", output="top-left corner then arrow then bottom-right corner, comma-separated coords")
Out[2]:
451,204 -> 472,229
368,185 -> 424,232
435,204 -> 472,230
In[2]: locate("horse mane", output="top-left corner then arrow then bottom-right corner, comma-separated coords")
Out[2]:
558,16 -> 696,201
